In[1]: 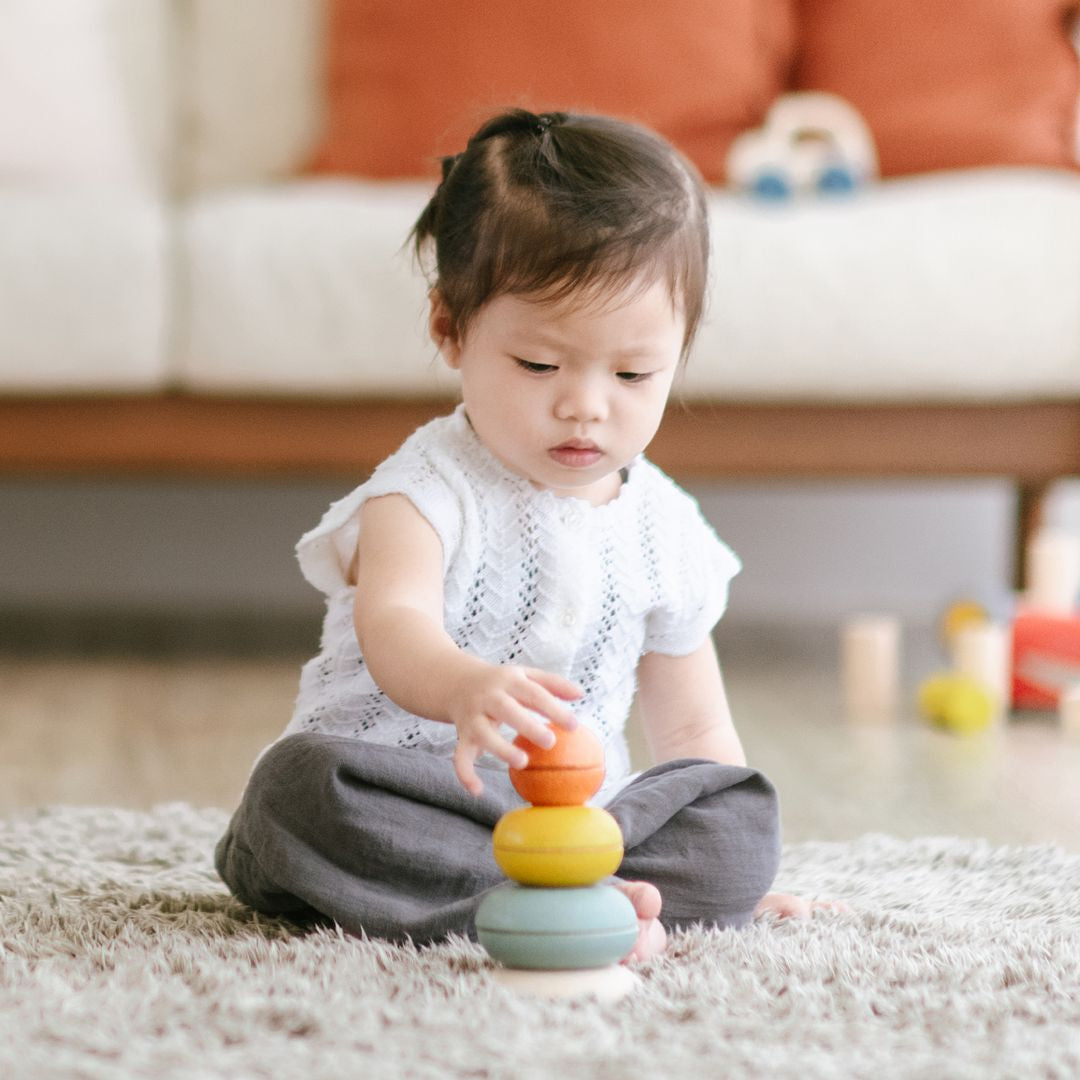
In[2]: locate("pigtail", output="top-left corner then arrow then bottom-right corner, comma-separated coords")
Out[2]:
468,109 -> 568,147
411,110 -> 564,272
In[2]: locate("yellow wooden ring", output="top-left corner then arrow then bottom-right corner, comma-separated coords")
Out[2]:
492,806 -> 624,887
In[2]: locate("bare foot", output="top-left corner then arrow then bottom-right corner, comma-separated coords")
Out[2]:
753,891 -> 852,919
612,878 -> 668,964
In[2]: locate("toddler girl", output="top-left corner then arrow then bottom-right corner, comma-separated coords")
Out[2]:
216,109 -> 815,962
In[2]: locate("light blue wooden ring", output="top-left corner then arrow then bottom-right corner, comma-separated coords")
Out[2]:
476,882 -> 638,970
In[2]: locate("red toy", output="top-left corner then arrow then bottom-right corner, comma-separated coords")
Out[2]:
1011,607 -> 1080,709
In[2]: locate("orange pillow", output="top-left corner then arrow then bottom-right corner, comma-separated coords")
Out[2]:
793,0 -> 1080,177
310,0 -> 796,182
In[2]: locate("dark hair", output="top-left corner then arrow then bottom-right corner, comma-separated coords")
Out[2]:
410,109 -> 710,359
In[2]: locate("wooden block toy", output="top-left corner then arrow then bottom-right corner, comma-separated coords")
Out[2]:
841,615 -> 900,719
510,723 -> 604,805
1012,608 -> 1080,710
1026,529 -> 1080,615
475,883 -> 637,970
917,673 -> 996,735
492,805 -> 623,886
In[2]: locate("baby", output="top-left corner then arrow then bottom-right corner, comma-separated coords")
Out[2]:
216,109 -> 828,962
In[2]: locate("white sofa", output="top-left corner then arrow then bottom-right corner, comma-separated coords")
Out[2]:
2,0 -> 1080,575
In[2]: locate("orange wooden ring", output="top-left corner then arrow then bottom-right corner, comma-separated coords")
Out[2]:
510,723 -> 605,805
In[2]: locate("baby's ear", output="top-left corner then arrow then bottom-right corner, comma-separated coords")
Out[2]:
428,291 -> 462,368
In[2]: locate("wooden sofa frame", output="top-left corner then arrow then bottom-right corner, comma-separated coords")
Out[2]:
3,394 -> 1079,588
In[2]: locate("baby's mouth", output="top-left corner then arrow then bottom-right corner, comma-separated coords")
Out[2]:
549,440 -> 603,467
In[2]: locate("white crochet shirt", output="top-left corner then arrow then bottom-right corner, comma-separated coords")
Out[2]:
276,404 -> 740,805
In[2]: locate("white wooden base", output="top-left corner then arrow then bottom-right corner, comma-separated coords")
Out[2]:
490,965 -> 641,1001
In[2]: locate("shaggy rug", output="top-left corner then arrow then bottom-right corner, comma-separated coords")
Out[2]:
2,805 -> 1079,1080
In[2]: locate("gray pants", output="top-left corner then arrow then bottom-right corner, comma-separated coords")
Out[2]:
215,733 -> 781,944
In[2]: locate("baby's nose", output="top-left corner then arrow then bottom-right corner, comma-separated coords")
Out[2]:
557,380 -> 608,422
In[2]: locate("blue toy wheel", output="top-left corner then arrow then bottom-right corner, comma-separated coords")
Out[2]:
817,165 -> 857,194
750,169 -> 791,201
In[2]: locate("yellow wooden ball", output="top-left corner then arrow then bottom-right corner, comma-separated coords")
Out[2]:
918,672 -> 995,735
917,674 -> 955,726
939,678 -> 996,735
492,805 -> 624,887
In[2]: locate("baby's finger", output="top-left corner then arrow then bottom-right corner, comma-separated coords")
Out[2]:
452,740 -> 484,797
526,668 -> 584,703
473,719 -> 529,770
515,717 -> 557,751
521,673 -> 581,729
497,698 -> 559,749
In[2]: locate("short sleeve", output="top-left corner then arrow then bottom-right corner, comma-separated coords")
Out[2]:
642,489 -> 741,657
295,432 -> 465,597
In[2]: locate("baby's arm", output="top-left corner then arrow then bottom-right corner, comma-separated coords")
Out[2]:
638,637 -> 851,920
351,494 -> 580,794
635,637 -> 746,767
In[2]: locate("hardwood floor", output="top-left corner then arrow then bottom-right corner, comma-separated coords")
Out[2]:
719,624 -> 1080,852
0,656 -> 295,813
4,622 -> 1080,852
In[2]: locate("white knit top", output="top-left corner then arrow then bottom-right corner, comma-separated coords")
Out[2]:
277,404 -> 740,805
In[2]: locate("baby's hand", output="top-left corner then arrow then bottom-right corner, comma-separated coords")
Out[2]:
448,662 -> 581,795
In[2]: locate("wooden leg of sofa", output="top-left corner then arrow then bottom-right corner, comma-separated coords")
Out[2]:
1014,481 -> 1053,592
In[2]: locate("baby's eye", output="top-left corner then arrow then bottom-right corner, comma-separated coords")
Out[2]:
616,371 -> 652,383
515,359 -> 557,374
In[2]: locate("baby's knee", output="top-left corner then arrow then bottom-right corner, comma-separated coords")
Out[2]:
240,732 -> 350,827
252,731 -> 341,783
707,768 -> 781,905
661,765 -> 782,930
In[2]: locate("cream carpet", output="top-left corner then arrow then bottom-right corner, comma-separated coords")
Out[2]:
2,804 -> 1079,1079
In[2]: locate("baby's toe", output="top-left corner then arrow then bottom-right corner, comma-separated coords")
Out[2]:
612,878 -> 663,920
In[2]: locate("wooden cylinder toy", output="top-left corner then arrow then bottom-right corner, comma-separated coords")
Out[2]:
492,806 -> 623,886
841,615 -> 900,719
510,724 -> 604,805
476,883 -> 637,970
1027,529 -> 1080,615
952,621 -> 1011,719
1060,684 -> 1080,738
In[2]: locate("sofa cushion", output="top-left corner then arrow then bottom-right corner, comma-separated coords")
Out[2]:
793,0 -> 1080,177
176,171 -> 1080,402
0,194 -> 169,391
181,0 -> 327,193
687,169 -> 1080,400
308,0 -> 796,182
0,0 -> 171,192
177,180 -> 460,395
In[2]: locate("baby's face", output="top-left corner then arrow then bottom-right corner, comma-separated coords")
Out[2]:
432,277 -> 684,505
